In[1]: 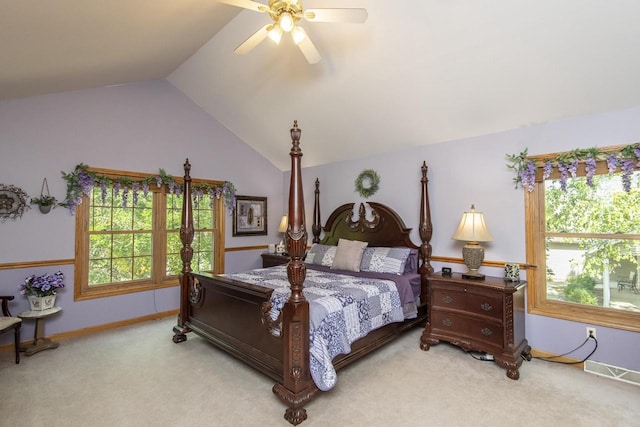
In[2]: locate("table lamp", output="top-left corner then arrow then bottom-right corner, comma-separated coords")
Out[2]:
452,204 -> 493,280
277,215 -> 288,254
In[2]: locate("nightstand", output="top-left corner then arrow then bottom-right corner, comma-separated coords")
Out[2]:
420,272 -> 531,380
261,253 -> 290,268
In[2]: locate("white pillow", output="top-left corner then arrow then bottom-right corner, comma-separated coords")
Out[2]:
331,238 -> 369,272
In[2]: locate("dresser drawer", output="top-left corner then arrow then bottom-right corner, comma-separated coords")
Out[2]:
431,285 -> 503,320
430,310 -> 504,348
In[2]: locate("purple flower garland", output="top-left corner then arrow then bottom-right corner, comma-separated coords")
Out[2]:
60,164 -> 236,214
507,145 -> 640,193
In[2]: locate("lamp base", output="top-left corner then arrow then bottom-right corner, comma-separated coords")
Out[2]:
461,243 -> 486,281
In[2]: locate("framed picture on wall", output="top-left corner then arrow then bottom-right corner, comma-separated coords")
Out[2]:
233,195 -> 268,236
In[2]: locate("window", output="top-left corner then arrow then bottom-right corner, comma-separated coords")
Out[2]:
525,148 -> 640,332
74,167 -> 225,300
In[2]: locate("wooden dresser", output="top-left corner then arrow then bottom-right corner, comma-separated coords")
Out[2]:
420,272 -> 531,379
261,253 -> 290,268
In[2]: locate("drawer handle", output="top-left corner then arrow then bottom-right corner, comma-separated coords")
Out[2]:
442,296 -> 453,304
480,303 -> 493,312
443,319 -> 453,327
481,327 -> 492,336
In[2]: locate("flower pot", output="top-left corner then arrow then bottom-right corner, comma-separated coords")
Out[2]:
28,295 -> 56,311
38,204 -> 52,214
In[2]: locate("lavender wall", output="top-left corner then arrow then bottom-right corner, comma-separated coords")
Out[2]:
295,105 -> 640,372
0,81 -> 284,342
1,80 -> 638,373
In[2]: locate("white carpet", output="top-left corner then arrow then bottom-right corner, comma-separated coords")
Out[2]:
1,318 -> 637,426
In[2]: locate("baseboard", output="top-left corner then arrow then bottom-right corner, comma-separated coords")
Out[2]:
0,309 -> 178,352
531,348 -> 639,385
530,348 -> 584,369
584,360 -> 640,386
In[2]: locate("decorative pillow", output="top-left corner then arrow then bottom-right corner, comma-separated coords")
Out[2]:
304,244 -> 337,267
331,239 -> 369,272
360,247 -> 412,275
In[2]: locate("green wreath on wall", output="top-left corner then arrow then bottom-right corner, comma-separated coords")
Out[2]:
354,169 -> 380,198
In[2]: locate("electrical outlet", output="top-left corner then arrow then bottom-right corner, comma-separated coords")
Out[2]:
586,327 -> 597,339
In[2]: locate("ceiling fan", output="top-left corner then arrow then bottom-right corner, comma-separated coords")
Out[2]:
218,0 -> 368,64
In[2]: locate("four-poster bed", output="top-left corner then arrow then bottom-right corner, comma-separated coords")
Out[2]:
173,121 -> 433,425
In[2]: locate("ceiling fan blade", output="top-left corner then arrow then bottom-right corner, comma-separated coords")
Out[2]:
294,27 -> 321,64
304,8 -> 368,23
218,0 -> 268,13
234,24 -> 271,55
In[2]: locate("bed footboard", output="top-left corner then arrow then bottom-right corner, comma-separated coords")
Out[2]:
173,272 -> 284,381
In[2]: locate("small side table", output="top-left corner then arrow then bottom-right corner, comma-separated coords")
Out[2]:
18,306 -> 62,356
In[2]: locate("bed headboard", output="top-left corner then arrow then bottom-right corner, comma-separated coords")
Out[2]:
311,162 -> 433,276
311,161 -> 433,275
318,202 -> 418,249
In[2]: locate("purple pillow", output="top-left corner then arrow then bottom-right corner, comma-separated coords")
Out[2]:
404,248 -> 419,274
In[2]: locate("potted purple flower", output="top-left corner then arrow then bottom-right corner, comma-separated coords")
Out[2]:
19,271 -> 64,311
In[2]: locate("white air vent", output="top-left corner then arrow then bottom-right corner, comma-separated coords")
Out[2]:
584,360 -> 640,386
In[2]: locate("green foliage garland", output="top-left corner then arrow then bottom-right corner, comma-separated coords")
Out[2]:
354,169 -> 380,198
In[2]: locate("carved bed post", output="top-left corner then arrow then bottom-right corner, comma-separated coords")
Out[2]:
172,158 -> 195,343
273,121 -> 318,425
312,178 -> 321,243
419,161 -> 434,276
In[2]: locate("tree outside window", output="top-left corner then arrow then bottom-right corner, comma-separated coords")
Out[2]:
513,146 -> 640,332
544,172 -> 640,309
74,167 -> 225,300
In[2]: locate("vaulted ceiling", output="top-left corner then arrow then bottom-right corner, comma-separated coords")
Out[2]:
4,1 -> 640,170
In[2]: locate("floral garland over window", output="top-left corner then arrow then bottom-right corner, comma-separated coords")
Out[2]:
60,164 -> 236,215
506,144 -> 640,192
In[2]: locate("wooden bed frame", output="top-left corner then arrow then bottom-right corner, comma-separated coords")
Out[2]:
172,121 -> 433,425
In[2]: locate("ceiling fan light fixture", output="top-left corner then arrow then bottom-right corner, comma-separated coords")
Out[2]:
268,25 -> 283,44
221,0 -> 367,62
292,26 -> 306,44
279,12 -> 294,32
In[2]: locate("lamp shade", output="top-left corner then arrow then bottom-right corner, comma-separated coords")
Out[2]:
279,12 -> 294,32
278,215 -> 288,233
452,205 -> 493,243
268,25 -> 283,44
292,26 -> 306,44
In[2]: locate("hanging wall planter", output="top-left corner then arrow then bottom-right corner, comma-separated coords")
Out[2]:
31,178 -> 58,214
